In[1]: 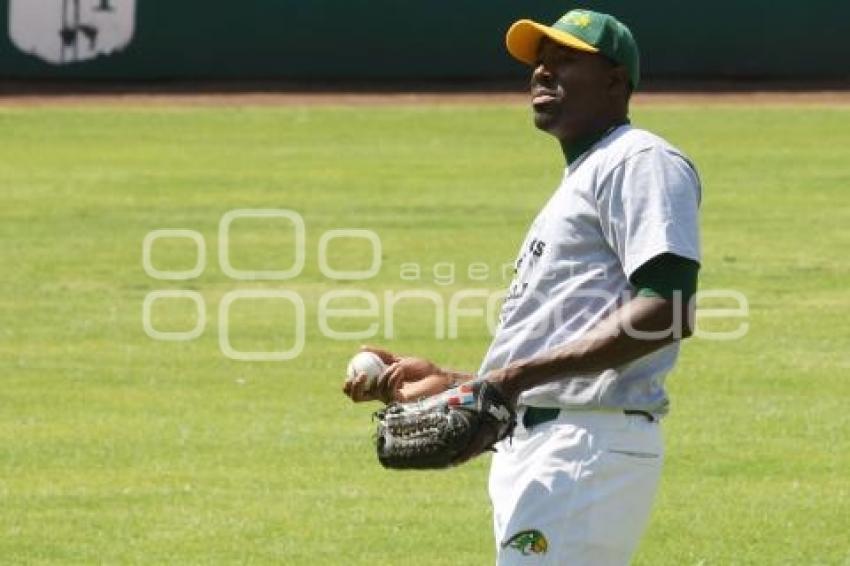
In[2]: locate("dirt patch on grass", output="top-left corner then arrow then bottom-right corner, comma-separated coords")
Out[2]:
1,82 -> 848,107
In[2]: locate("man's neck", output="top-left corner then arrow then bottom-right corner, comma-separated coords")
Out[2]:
560,118 -> 629,165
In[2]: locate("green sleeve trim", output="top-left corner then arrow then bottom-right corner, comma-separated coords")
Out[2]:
630,253 -> 700,303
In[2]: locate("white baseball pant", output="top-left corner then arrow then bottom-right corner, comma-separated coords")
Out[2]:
489,407 -> 663,565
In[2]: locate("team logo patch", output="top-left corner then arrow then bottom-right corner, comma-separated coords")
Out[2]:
9,0 -> 136,65
562,11 -> 592,28
502,529 -> 548,556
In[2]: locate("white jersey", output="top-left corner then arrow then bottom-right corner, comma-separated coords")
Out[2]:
479,124 -> 701,415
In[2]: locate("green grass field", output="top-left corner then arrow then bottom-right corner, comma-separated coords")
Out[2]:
1,101 -> 849,565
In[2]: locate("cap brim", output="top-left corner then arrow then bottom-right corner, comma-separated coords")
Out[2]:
505,19 -> 598,65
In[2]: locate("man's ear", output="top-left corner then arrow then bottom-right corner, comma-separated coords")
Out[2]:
608,65 -> 630,100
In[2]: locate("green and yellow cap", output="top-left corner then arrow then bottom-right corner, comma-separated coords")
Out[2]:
506,9 -> 640,89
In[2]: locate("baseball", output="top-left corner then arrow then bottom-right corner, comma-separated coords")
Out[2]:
346,351 -> 387,391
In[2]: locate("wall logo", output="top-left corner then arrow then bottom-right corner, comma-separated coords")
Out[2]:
9,0 -> 136,65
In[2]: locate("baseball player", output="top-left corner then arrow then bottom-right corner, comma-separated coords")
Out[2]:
344,8 -> 701,565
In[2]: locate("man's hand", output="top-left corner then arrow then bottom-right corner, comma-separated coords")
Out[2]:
342,345 -> 453,404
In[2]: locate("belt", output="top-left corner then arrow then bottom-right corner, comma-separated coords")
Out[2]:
522,406 -> 655,430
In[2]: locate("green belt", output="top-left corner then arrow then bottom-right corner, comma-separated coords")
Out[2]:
522,407 -> 562,429
522,406 -> 655,429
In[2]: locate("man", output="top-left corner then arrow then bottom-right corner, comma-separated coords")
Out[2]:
343,9 -> 701,565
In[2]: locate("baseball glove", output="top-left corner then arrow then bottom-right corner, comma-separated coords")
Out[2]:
374,379 -> 516,469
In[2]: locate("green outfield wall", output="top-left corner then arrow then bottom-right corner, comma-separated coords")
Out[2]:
1,1 -> 847,82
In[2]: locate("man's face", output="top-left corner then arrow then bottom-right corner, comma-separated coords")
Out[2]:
530,37 -> 622,143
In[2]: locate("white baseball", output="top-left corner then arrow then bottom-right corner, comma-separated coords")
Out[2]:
346,351 -> 387,391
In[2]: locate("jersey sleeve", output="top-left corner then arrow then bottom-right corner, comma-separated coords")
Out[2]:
595,145 -> 701,278
630,252 -> 700,302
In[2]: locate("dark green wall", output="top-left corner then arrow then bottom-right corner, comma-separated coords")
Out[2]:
1,1 -> 848,81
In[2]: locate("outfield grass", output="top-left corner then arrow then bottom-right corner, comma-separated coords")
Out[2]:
1,102 -> 848,565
